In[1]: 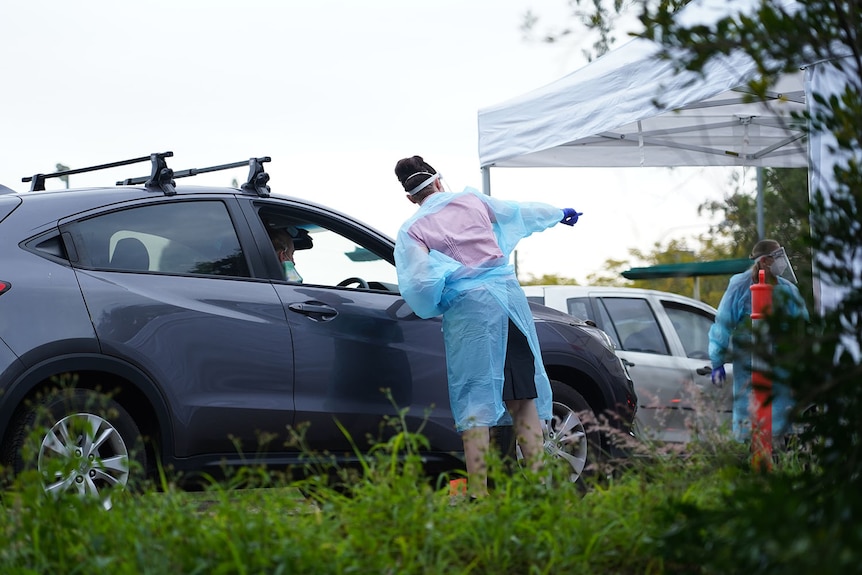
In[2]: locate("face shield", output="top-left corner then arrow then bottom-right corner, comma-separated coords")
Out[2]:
758,246 -> 797,284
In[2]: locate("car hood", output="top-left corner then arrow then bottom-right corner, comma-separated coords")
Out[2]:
530,301 -> 618,353
529,302 -> 589,326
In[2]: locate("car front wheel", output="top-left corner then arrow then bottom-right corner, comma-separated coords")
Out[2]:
510,381 -> 602,485
544,382 -> 603,484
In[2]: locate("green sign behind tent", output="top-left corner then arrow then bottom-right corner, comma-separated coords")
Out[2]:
622,258 -> 752,280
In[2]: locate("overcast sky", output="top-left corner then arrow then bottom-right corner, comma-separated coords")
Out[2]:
0,0 -> 740,283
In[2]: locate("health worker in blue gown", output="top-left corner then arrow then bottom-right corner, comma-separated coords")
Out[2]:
393,155 -> 581,498
709,239 -> 809,442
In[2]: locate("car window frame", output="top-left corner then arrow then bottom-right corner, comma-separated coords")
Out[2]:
56,196 -> 267,280
245,198 -> 399,291
598,296 -> 670,355
661,299 -> 716,360
53,196 -> 280,281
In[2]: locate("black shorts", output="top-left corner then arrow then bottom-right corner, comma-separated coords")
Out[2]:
502,319 -> 537,401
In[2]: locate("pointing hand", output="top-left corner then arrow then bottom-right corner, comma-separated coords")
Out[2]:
560,208 -> 582,226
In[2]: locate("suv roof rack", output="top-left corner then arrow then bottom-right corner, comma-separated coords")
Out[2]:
118,156 -> 271,197
24,152 -> 175,194
22,152 -> 272,197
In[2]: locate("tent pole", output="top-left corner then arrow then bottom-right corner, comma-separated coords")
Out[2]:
482,166 -> 491,196
756,168 -> 765,239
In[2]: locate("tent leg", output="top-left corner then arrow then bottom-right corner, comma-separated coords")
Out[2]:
757,168 -> 765,240
482,166 -> 492,196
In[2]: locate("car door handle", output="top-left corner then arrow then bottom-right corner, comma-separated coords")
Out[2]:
287,302 -> 338,321
696,366 -> 711,376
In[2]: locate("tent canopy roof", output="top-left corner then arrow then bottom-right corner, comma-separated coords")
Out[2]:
477,0 -> 806,170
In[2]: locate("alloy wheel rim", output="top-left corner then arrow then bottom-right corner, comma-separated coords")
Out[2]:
543,401 -> 588,483
38,413 -> 130,510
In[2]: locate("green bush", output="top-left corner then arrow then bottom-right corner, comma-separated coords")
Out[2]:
2,407 -> 831,574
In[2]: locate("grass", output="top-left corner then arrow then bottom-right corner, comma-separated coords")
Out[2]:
0,416 -> 818,575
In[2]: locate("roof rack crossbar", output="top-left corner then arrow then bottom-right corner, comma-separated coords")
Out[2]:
117,156 -> 271,197
118,158 -> 257,185
23,153 -> 166,192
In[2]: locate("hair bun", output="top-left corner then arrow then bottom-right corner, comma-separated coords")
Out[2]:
394,155 -> 437,190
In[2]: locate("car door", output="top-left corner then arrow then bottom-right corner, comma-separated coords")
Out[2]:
63,198 -> 296,458
248,200 -> 460,455
660,300 -> 734,438
591,295 -> 695,441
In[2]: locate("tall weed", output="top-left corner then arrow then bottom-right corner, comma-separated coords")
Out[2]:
0,401 -> 821,574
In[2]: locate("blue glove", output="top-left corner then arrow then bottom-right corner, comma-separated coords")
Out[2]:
560,208 -> 582,226
711,365 -> 726,386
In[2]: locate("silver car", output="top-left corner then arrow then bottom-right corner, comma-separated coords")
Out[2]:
523,285 -> 733,443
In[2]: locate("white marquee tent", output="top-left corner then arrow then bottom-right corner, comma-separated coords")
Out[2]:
477,0 -> 855,313
478,0 -> 806,174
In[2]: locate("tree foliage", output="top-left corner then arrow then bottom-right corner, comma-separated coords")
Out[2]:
697,169 -> 809,259
584,167 -> 811,307
520,273 -> 580,286
521,0 -> 689,62
541,1 -> 862,572
583,257 -> 630,286
696,167 -> 814,308
651,3 -> 861,573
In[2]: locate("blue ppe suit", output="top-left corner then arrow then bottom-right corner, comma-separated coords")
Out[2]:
394,188 -> 562,432
708,269 -> 809,441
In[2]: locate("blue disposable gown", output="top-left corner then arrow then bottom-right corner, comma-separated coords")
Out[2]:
708,269 -> 809,440
394,188 -> 562,432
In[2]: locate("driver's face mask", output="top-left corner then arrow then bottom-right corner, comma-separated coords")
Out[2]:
283,261 -> 303,283
759,247 -> 797,284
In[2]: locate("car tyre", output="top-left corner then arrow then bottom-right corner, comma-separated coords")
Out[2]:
544,381 -> 603,485
505,381 -> 603,486
3,388 -> 147,509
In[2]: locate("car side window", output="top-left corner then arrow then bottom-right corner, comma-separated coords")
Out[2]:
566,297 -> 593,322
592,298 -> 623,349
63,201 -> 250,278
663,302 -> 715,360
256,205 -> 398,290
601,297 -> 669,355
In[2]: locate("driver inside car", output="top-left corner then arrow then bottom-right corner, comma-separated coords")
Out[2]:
268,227 -> 303,283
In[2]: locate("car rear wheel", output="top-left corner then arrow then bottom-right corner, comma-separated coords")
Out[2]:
4,388 -> 147,509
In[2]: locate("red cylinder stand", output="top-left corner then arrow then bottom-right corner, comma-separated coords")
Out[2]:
750,269 -> 773,471
449,478 -> 467,497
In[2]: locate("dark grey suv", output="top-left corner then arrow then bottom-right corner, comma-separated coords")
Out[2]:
0,153 -> 636,505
